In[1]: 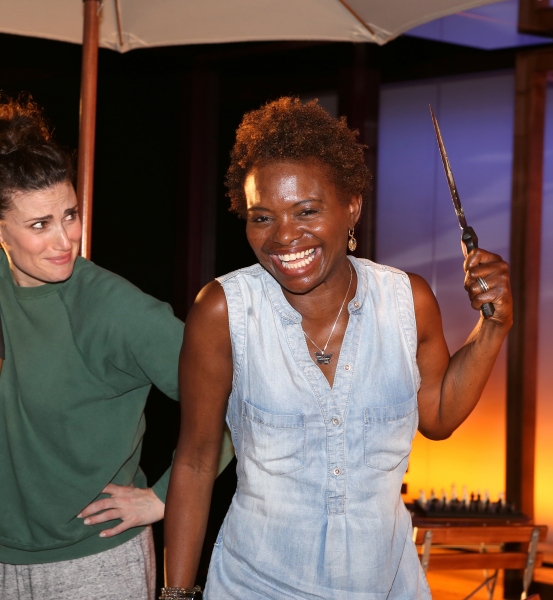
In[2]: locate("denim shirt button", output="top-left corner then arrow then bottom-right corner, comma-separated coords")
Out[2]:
332,417 -> 340,426
344,364 -> 351,371
354,301 -> 360,308
333,467 -> 341,476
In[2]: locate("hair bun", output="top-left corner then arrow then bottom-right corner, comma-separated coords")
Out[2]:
0,93 -> 52,157
0,93 -> 74,218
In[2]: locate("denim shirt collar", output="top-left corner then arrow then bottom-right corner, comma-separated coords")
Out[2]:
263,255 -> 367,325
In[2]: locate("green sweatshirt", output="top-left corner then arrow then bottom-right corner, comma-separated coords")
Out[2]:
0,252 -> 233,564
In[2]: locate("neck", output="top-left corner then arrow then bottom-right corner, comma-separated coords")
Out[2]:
282,257 -> 356,322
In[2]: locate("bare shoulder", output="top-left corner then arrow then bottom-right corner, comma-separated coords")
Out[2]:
406,272 -> 435,304
406,272 -> 443,345
183,280 -> 230,353
190,280 -> 228,320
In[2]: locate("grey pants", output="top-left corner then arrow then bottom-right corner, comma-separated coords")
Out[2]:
0,526 -> 156,600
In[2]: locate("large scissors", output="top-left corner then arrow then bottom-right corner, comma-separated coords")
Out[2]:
429,105 -> 494,318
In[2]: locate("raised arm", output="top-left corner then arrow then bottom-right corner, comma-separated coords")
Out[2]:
164,280 -> 233,587
413,247 -> 512,440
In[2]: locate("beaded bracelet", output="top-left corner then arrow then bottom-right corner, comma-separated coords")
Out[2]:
159,586 -> 203,599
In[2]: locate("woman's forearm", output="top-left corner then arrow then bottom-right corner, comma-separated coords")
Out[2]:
164,280 -> 234,587
421,317 -> 510,440
164,461 -> 218,587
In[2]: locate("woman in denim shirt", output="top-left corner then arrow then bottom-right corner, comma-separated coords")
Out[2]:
164,97 -> 512,599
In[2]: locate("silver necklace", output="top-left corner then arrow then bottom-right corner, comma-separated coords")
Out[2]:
302,263 -> 353,365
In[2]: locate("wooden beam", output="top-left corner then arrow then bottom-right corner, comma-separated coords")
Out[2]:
77,0 -> 100,259
338,44 -> 380,261
414,525 -> 548,546
505,45 -> 553,599
507,46 -> 553,519
425,552 -> 543,571
519,0 -> 553,37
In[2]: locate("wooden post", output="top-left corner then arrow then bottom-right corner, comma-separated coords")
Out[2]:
507,46 -> 553,519
505,46 -> 553,598
338,44 -> 380,261
77,0 -> 101,259
173,66 -> 220,318
518,0 -> 553,36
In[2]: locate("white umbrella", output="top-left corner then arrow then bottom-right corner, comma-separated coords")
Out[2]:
0,0 -> 501,256
0,0 -> 501,49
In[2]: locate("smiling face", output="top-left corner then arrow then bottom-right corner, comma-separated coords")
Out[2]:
0,181 -> 81,287
245,160 -> 362,295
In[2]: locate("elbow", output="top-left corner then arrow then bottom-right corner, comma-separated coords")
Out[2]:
419,426 -> 454,441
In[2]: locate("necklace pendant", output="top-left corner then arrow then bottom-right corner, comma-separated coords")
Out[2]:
315,352 -> 332,365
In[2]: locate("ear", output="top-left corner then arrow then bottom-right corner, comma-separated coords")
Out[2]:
348,195 -> 363,229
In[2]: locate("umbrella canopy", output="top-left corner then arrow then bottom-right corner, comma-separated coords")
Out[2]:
0,0 -> 502,258
1,0 -> 501,50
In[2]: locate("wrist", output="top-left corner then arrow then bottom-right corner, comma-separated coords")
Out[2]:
160,586 -> 202,599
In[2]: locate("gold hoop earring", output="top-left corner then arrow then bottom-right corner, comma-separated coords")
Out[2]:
348,229 -> 357,252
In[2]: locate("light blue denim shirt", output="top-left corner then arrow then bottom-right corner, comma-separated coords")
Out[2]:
206,257 -> 431,599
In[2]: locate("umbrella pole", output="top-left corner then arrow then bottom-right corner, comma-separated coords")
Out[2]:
77,0 -> 100,259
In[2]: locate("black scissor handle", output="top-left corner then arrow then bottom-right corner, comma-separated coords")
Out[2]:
461,227 -> 495,318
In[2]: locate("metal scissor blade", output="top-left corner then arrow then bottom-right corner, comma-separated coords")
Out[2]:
429,105 -> 468,230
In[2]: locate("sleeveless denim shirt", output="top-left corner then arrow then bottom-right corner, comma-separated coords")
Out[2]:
206,257 -> 432,600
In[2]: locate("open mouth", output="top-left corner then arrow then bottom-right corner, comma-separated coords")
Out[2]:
275,247 -> 316,270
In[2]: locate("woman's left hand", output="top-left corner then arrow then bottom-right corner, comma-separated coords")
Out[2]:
78,483 -> 165,537
463,247 -> 512,328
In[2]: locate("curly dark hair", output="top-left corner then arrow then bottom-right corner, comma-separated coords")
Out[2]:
225,97 -> 371,216
0,94 -> 74,218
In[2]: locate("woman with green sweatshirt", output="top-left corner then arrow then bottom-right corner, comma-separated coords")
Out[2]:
0,96 -> 232,599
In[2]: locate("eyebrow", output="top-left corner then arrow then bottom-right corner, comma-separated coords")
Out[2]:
24,205 -> 78,223
247,199 -> 323,212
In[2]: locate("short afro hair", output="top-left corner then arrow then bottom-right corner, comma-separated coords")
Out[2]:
225,97 -> 371,216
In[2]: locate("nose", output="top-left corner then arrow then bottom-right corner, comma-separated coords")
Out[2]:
272,217 -> 303,246
53,225 -> 72,251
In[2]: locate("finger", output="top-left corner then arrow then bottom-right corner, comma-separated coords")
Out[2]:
102,483 -> 125,496
469,290 -> 496,311
82,509 -> 122,526
99,520 -> 134,538
79,498 -> 115,518
466,276 -> 510,302
464,263 -> 509,289
463,248 -> 502,270
468,280 -> 512,315
466,279 -> 487,298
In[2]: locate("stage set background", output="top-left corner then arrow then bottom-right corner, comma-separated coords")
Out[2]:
308,74 -> 553,559
377,74 -> 553,561
0,28 -> 552,584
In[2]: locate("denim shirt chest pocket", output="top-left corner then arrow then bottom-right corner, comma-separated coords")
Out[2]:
364,394 -> 418,471
242,399 -> 306,476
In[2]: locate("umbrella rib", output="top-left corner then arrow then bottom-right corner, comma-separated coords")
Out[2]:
337,0 -> 376,36
114,0 -> 124,48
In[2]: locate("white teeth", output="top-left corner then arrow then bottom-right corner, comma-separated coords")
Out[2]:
277,248 -> 316,265
280,253 -> 315,270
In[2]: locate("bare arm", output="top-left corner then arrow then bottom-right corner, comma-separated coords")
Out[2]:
413,247 -> 512,440
164,281 -> 233,587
